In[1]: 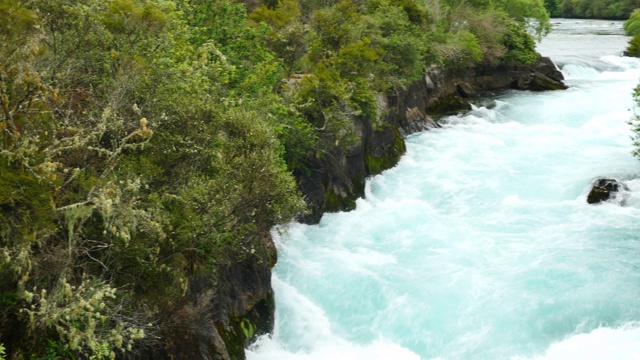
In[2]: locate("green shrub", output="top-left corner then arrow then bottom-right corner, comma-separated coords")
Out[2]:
502,21 -> 539,65
626,34 -> 640,57
625,9 -> 640,35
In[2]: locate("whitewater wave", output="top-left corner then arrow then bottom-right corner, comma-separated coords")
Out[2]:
521,323 -> 640,360
249,324 -> 640,360
247,337 -> 420,360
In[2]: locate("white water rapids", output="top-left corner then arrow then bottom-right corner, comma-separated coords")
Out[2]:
248,19 -> 640,360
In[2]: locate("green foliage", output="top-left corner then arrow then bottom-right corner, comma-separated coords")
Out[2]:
464,9 -> 510,65
101,0 -> 169,38
264,98 -> 318,173
240,318 -> 256,339
496,0 -> 550,38
295,63 -> 360,149
625,9 -> 640,35
43,339 -> 77,360
250,0 -> 301,28
502,21 -> 540,65
434,30 -> 484,68
630,84 -> 640,159
0,0 -> 304,357
0,0 -> 38,52
0,291 -> 17,307
307,0 -> 363,56
364,129 -> 406,175
0,162 -> 56,249
429,0 -> 546,66
370,1 -> 428,85
545,0 -> 639,19
369,0 -> 428,25
188,0 -> 283,96
250,0 -> 307,74
22,279 -> 145,357
626,34 -> 640,56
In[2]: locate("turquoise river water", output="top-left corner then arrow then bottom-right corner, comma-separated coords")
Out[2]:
248,19 -> 640,360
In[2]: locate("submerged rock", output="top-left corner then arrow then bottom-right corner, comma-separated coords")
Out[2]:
587,178 -> 629,204
514,56 -> 568,91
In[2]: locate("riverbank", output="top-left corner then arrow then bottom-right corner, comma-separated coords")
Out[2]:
297,56 -> 566,224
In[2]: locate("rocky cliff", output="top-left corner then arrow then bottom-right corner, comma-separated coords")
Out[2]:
140,234 -> 276,360
298,56 -> 566,224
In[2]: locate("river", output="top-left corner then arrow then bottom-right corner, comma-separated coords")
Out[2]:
248,19 -> 640,360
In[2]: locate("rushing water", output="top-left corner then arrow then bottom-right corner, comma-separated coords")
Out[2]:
248,19 -> 640,360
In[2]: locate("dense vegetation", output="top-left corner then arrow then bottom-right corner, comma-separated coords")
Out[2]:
544,0 -> 640,19
624,7 -> 640,59
0,0 -> 549,358
623,8 -> 640,55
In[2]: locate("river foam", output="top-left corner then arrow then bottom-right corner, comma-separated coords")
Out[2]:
523,323 -> 640,360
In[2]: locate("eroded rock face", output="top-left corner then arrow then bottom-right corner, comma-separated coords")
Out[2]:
515,56 -> 568,91
144,235 -> 277,360
298,56 -> 567,223
587,178 -> 629,204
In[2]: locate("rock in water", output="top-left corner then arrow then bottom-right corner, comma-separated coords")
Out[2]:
587,178 -> 628,204
514,57 -> 568,91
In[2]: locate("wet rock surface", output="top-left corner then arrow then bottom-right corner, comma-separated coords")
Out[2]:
587,178 -> 629,204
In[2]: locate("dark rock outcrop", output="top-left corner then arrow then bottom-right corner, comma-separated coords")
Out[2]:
423,56 -> 566,114
587,177 -> 629,204
144,235 -> 277,360
299,56 -> 566,223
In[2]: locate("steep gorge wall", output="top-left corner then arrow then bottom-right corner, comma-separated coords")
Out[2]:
298,56 -> 566,224
142,234 -> 277,360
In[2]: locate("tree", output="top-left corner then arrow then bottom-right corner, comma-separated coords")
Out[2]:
625,8 -> 640,35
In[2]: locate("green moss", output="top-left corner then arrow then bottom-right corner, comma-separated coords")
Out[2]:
545,81 -> 565,91
217,324 -> 244,360
365,153 -> 385,175
425,95 -> 472,117
393,128 -> 407,154
217,293 -> 276,360
324,188 -> 357,212
365,128 -> 406,176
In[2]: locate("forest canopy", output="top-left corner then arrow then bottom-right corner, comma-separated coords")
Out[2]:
0,0 -> 550,357
544,0 -> 640,19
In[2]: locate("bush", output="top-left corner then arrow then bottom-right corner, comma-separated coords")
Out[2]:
502,21 -> 539,65
630,84 -> 640,159
625,9 -> 640,35
626,34 -> 640,57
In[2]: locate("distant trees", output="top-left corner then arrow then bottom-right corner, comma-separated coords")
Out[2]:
625,8 -> 640,34
544,0 -> 640,19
